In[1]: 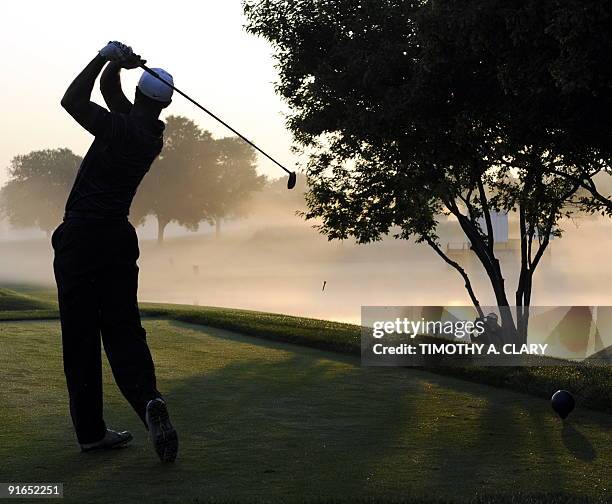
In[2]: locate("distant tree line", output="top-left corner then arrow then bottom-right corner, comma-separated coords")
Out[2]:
0,115 -> 267,243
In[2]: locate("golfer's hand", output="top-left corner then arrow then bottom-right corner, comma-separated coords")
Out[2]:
99,41 -> 125,61
99,41 -> 145,69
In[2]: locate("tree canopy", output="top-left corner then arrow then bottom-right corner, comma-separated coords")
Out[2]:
131,115 -> 219,243
244,0 -> 611,340
208,137 -> 267,236
0,148 -> 81,234
127,116 -> 266,242
425,0 -> 612,214
2,116 -> 266,243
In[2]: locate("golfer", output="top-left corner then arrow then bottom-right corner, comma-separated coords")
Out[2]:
52,42 -> 178,462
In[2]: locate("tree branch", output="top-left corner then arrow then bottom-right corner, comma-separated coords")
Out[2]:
550,168 -> 611,211
477,175 -> 495,254
423,236 -> 484,319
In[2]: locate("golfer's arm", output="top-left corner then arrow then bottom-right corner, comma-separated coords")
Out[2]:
100,61 -> 133,114
61,54 -> 107,126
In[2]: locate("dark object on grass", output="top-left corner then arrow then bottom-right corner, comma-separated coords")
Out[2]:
551,390 -> 575,419
140,64 -> 297,190
473,312 -> 504,347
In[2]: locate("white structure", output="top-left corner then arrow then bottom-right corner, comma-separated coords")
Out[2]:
476,211 -> 508,243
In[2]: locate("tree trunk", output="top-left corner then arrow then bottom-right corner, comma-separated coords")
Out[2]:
453,209 -> 518,341
215,218 -> 222,238
490,271 -> 518,344
157,218 -> 167,245
518,274 -> 533,343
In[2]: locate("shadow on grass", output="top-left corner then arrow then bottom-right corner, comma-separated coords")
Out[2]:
2,319 -> 610,503
562,423 -> 597,461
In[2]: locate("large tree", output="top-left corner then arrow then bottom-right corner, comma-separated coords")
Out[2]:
413,0 -> 612,336
244,0 -> 606,341
0,148 -> 81,235
131,115 -> 219,243
207,137 -> 266,236
132,116 -> 266,242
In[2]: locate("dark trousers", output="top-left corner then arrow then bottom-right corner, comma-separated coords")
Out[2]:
52,218 -> 161,444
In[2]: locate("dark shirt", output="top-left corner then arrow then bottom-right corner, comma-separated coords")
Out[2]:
65,104 -> 164,218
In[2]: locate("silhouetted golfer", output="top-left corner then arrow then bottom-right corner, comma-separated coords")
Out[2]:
52,42 -> 177,462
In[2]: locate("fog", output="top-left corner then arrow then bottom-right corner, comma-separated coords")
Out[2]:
1,199 -> 611,324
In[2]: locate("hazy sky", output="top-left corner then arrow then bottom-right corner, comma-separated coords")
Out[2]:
0,0 -> 297,185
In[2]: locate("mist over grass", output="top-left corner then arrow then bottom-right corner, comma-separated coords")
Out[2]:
0,206 -> 611,324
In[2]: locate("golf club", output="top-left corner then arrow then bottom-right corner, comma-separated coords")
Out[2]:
140,63 -> 297,190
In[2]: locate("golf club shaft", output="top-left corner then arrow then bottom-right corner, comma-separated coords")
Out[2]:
140,64 -> 293,176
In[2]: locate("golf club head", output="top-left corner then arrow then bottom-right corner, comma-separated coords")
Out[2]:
287,171 -> 297,190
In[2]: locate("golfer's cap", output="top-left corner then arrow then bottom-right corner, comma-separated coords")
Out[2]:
138,68 -> 174,103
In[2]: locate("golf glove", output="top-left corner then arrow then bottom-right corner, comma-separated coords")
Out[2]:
99,41 -> 144,69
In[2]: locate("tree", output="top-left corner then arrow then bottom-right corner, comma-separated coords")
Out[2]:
244,0 -> 601,342
131,115 -> 219,243
0,148 -> 81,235
417,0 -> 612,335
132,116 -> 266,242
414,0 -> 612,336
431,0 -> 612,216
207,137 -> 267,236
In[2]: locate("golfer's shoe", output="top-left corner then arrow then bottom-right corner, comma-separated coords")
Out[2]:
145,398 -> 178,463
80,429 -> 133,452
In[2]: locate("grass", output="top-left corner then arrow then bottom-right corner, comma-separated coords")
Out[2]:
1,318 -> 611,503
139,303 -> 612,416
140,302 -> 360,353
2,286 -> 612,416
0,286 -> 55,311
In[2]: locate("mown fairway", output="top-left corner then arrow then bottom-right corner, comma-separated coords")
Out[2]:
1,318 -> 611,503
